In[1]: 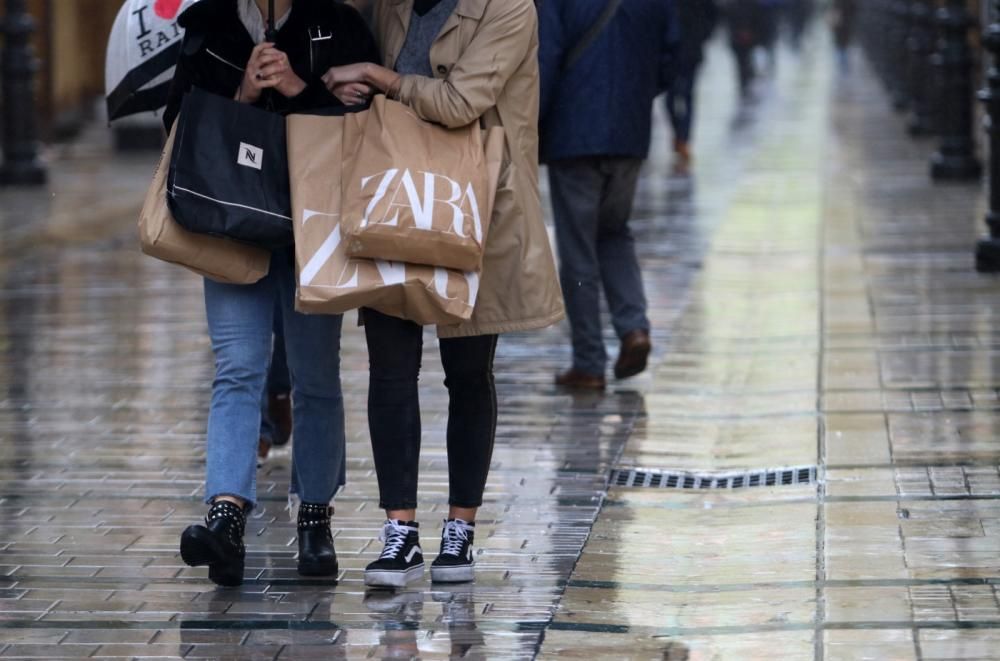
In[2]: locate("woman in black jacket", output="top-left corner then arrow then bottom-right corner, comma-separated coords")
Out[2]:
164,0 -> 378,588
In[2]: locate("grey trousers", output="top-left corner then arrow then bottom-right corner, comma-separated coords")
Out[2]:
548,157 -> 650,376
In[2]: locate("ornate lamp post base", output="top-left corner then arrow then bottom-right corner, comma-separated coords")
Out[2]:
906,0 -> 937,137
0,0 -> 48,186
975,236 -> 1000,272
929,0 -> 982,182
931,149 -> 984,180
976,3 -> 1000,272
0,159 -> 47,186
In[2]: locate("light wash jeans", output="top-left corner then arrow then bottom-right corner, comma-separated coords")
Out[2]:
203,249 -> 345,508
259,303 -> 290,445
548,157 -> 650,376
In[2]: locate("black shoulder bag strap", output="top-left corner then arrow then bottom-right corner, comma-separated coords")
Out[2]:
561,0 -> 624,72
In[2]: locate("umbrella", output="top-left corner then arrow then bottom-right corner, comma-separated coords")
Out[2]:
105,0 -> 200,121
266,0 -> 277,42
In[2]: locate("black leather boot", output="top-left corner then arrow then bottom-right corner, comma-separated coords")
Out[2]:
180,500 -> 247,587
297,502 -> 338,577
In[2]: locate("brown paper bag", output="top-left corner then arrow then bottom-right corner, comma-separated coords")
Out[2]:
340,96 -> 496,273
138,128 -> 271,284
287,112 -> 480,325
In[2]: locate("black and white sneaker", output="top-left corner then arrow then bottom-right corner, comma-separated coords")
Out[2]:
364,520 -> 424,588
430,519 -> 475,583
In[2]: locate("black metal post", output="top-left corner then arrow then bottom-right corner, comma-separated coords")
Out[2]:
894,0 -> 916,110
907,0 -> 938,135
873,0 -> 892,86
976,1 -> 1000,271
0,0 -> 46,186
930,0 -> 983,180
878,0 -> 893,83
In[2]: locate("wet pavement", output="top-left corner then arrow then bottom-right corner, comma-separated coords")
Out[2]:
1,33 -> 999,660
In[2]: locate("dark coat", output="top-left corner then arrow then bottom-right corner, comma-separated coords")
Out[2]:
163,0 -> 379,132
538,0 -> 678,163
675,0 -> 718,73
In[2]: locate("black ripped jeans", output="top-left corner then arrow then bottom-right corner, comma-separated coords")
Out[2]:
363,309 -> 499,511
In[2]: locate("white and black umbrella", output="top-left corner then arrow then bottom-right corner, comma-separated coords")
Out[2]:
105,0 -> 279,121
105,0 -> 200,121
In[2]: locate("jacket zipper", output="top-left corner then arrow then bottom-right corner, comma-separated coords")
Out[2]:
206,48 -> 245,73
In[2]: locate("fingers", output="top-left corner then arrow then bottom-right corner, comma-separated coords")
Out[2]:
332,83 -> 372,106
344,83 -> 373,100
260,47 -> 287,61
247,42 -> 273,66
321,65 -> 363,90
257,61 -> 290,79
255,54 -> 284,69
321,69 -> 338,89
248,44 -> 288,79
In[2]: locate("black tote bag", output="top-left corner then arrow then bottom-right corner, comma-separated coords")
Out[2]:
167,87 -> 293,249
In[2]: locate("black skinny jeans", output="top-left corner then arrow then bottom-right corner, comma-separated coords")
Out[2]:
363,309 -> 498,511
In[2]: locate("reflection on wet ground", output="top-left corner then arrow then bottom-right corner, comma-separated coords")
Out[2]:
2,34 -> 999,660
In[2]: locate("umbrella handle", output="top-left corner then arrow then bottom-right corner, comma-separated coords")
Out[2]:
265,0 -> 277,42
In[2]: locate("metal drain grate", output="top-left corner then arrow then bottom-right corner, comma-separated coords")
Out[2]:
609,466 -> 818,490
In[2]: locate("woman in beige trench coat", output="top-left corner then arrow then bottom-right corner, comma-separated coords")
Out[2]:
322,0 -> 563,588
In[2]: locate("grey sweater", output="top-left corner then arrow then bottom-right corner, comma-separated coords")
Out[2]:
394,0 -> 458,76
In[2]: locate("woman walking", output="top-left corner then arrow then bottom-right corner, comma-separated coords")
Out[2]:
665,0 -> 718,171
830,0 -> 857,71
163,0 -> 378,587
724,0 -> 762,98
321,0 -> 564,587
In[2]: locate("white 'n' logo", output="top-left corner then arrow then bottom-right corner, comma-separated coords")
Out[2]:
237,142 -> 263,171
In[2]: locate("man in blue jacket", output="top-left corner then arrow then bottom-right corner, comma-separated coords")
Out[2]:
539,0 -> 677,389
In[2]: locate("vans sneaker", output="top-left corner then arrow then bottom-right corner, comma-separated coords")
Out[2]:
430,519 -> 475,583
364,520 -> 424,588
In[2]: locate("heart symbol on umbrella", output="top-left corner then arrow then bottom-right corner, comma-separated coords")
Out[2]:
153,0 -> 183,19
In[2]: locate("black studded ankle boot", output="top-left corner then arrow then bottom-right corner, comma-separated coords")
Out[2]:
180,500 -> 247,587
297,502 -> 338,577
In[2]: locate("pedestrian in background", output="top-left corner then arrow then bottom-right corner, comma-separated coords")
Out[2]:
723,0 -> 762,97
665,0 -> 718,172
830,0 -> 856,71
320,0 -> 564,588
783,0 -> 814,50
757,0 -> 783,69
163,0 -> 379,588
539,0 -> 677,390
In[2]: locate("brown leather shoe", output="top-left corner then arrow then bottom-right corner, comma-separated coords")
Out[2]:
614,329 -> 652,380
555,368 -> 606,390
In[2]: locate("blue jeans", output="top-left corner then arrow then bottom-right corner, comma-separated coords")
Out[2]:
203,249 -> 345,508
259,305 -> 290,444
548,157 -> 650,376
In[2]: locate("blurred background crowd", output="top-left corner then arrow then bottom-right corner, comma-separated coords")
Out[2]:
0,0 -> 864,153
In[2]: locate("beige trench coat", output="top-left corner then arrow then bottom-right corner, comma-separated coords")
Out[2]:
374,0 -> 565,338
